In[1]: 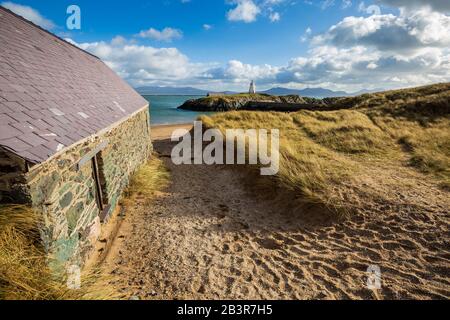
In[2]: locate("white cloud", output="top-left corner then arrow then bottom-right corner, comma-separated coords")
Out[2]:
68,38 -> 214,87
227,0 -> 261,23
269,11 -> 280,22
358,2 -> 381,15
313,9 -> 450,51
342,0 -> 352,9
274,45 -> 449,90
377,0 -> 450,13
367,62 -> 378,69
300,27 -> 312,42
205,60 -> 279,83
138,27 -> 183,42
111,36 -> 127,46
321,0 -> 335,10
264,0 -> 285,4
305,0 -> 353,11
1,1 -> 55,29
203,24 -> 212,30
226,0 -> 293,23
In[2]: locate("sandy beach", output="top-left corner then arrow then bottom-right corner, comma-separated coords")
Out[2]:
151,123 -> 194,141
99,123 -> 450,300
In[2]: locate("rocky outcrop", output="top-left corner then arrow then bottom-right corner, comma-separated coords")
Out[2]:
178,94 -> 323,112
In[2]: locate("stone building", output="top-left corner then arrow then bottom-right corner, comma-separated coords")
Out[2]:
0,8 -> 152,271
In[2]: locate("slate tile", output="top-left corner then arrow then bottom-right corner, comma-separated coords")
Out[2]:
55,135 -> 74,147
16,92 -> 33,101
0,124 -> 21,140
47,125 -> 66,136
19,100 -> 40,110
43,140 -> 63,153
17,150 -> 41,163
10,111 -> 33,122
28,144 -> 53,160
40,109 -> 55,118
11,121 -> 35,133
41,116 -> 60,127
2,101 -> 25,113
1,91 -> 21,101
66,132 -> 83,141
18,132 -> 47,146
8,83 -> 26,92
27,119 -> 49,130
35,129 -> 58,141
23,109 -> 45,120
0,136 -> 31,152
0,113 -> 14,124
0,82 -> 14,92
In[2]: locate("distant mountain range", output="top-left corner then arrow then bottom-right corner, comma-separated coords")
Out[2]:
261,87 -> 348,98
135,86 -> 381,98
136,86 -> 211,96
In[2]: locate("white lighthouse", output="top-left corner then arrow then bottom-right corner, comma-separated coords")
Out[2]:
249,80 -> 256,94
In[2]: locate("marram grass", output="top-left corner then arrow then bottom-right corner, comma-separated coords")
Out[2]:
199,83 -> 450,215
122,154 -> 170,206
0,205 -> 118,300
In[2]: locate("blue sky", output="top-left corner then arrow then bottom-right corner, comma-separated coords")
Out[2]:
2,0 -> 450,92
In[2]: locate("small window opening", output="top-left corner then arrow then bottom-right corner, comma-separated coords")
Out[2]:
91,153 -> 109,218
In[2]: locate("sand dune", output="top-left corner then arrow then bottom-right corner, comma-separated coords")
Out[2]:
101,128 -> 449,300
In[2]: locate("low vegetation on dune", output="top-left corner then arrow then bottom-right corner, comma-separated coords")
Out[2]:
122,155 -> 170,207
0,205 -> 115,300
324,82 -> 450,114
0,205 -> 76,300
199,83 -> 450,215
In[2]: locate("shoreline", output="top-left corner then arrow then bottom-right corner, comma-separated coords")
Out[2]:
151,122 -> 193,140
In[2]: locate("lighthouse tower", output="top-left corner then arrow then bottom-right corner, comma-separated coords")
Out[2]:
249,80 -> 256,94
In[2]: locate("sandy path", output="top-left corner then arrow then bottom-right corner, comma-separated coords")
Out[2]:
102,128 -> 450,300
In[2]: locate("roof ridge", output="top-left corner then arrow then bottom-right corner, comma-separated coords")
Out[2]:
0,5 -> 100,60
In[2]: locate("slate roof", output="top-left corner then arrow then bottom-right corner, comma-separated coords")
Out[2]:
0,7 -> 148,164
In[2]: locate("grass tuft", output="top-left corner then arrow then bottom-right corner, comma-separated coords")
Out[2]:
122,155 -> 170,206
0,205 -> 118,300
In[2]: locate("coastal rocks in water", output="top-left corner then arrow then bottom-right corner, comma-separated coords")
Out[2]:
177,94 -> 323,112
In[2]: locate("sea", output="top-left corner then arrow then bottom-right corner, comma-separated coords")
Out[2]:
143,95 -> 215,125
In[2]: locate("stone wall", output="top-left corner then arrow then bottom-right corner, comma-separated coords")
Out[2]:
26,107 -> 152,272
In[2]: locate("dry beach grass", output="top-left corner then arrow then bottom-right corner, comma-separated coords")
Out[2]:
0,205 -> 117,300
102,84 -> 449,299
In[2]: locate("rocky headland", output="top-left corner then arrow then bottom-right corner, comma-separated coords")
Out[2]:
177,93 -> 324,112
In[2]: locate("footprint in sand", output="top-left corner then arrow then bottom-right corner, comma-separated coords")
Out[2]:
219,204 -> 230,212
222,243 -> 230,253
256,238 -> 283,250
